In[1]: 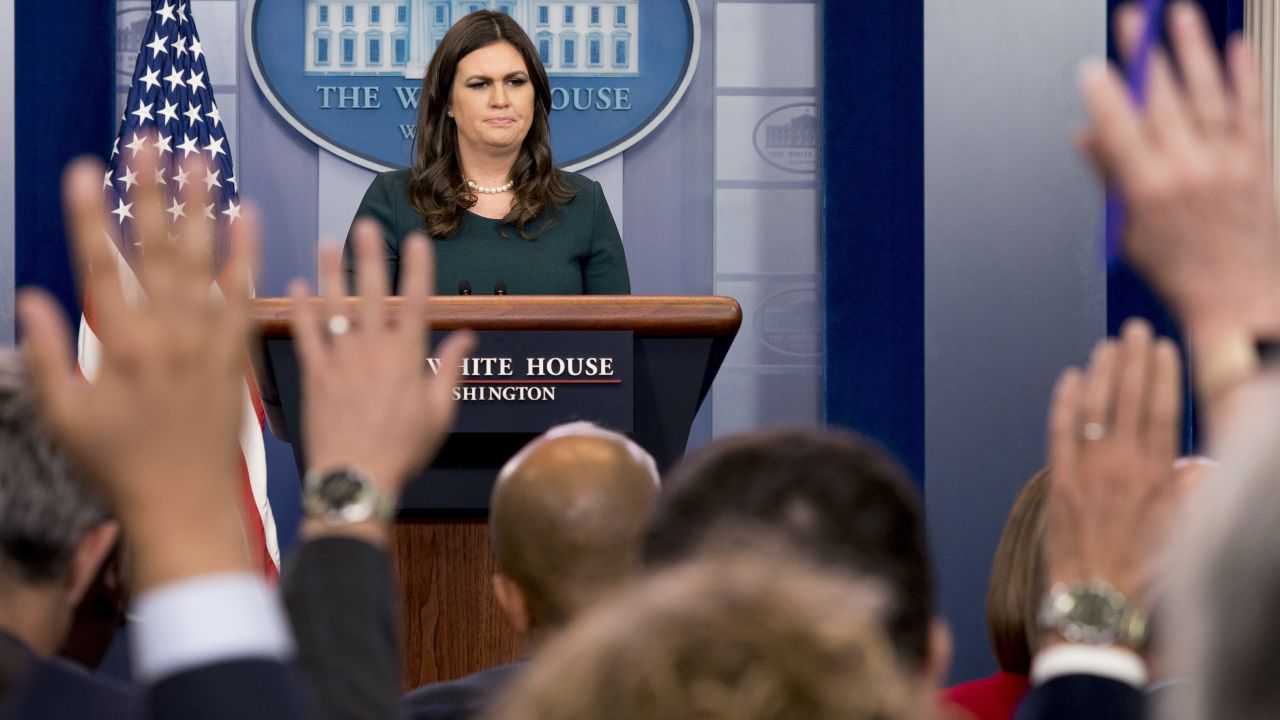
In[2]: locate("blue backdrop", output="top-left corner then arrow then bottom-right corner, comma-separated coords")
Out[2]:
14,1 -> 116,336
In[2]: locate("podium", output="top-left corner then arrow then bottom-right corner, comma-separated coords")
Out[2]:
249,296 -> 741,686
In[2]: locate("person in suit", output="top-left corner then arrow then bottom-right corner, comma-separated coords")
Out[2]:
0,350 -> 134,719
344,10 -> 630,296
403,421 -> 661,720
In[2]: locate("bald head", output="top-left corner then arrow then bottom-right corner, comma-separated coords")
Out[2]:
491,427 -> 659,631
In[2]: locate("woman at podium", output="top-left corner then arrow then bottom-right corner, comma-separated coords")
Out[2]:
344,10 -> 631,296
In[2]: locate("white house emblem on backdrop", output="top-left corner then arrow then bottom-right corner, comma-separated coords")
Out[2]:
246,0 -> 698,171
303,0 -> 640,79
753,103 -> 819,174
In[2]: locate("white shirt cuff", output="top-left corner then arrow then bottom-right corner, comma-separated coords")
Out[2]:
1031,644 -> 1148,689
129,573 -> 295,683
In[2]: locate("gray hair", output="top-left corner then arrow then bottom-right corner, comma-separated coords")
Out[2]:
1166,383 -> 1280,720
0,349 -> 110,583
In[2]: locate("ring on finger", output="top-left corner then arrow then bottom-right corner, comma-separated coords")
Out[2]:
327,315 -> 351,336
1082,422 -> 1106,442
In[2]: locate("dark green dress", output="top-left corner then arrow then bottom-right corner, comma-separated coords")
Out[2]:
343,169 -> 631,295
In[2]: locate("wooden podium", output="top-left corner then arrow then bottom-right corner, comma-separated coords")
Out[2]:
249,296 -> 741,687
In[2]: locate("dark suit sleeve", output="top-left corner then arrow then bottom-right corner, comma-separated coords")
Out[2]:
1014,675 -> 1146,720
146,659 -> 315,720
583,180 -> 631,295
344,173 -> 404,292
283,537 -> 405,720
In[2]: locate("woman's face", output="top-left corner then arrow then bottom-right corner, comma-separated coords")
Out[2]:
448,41 -> 535,161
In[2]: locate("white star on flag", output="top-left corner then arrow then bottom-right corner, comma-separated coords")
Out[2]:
186,69 -> 206,91
177,2 -> 188,23
147,32 -> 168,57
222,201 -> 241,223
190,38 -> 203,61
158,99 -> 180,125
172,165 -> 190,190
205,136 -> 226,160
125,133 -> 148,157
203,203 -> 216,220
166,198 -> 186,221
227,173 -> 236,191
111,198 -> 134,224
183,103 -> 203,127
173,35 -> 188,58
155,167 -> 167,186
204,168 -> 222,191
117,167 -> 139,192
207,103 -> 222,127
140,66 -> 161,91
177,135 -> 201,157
131,100 -> 155,124
155,133 -> 173,156
155,2 -> 176,24
164,66 -> 185,92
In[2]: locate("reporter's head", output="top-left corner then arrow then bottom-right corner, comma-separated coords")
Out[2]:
0,350 -> 118,658
643,427 -> 943,680
485,548 -> 917,720
489,423 -> 659,638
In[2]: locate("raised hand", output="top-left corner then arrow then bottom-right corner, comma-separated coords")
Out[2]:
1043,319 -> 1185,612
1081,3 -> 1280,333
289,220 -> 474,529
17,150 -> 258,590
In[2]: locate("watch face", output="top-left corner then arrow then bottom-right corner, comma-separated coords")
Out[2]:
1044,582 -> 1135,645
319,471 -> 365,510
1071,592 -> 1124,631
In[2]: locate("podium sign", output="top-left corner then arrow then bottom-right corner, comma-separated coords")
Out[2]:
251,296 -> 741,511
446,331 -> 633,433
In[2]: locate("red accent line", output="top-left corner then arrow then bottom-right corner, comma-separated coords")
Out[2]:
459,379 -> 622,385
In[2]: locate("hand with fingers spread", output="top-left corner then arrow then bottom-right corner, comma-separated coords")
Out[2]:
1079,3 -> 1280,341
1043,319 -> 1186,634
290,219 -> 474,544
17,151 -> 259,591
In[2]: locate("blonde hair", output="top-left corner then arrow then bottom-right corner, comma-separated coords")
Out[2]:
485,544 -> 917,720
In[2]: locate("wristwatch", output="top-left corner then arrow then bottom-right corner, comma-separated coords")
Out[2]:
302,466 -> 398,524
1038,581 -> 1148,648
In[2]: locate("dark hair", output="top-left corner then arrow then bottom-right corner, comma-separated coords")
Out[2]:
643,427 -> 935,671
0,351 -> 110,584
408,10 -> 575,240
985,468 -> 1049,675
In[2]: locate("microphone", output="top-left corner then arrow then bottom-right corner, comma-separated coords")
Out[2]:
493,281 -> 507,296
458,280 -> 472,296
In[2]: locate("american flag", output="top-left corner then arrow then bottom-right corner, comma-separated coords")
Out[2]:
81,0 -> 280,578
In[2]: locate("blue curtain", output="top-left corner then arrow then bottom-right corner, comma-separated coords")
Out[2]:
14,1 -> 117,336
821,3 -> 925,483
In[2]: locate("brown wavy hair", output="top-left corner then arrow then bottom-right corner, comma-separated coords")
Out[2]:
407,10 -> 575,240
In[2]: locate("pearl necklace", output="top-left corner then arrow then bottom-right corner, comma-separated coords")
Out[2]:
466,178 -> 514,194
